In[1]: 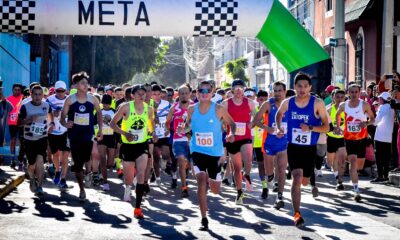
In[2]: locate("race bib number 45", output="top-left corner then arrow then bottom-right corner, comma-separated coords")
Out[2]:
74,113 -> 90,126
292,128 -> 311,145
195,132 -> 214,147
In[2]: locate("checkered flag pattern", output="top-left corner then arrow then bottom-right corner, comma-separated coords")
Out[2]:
193,0 -> 238,37
0,0 -> 36,34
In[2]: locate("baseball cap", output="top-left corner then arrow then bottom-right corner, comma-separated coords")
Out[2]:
325,85 -> 336,93
55,81 -> 67,90
378,92 -> 391,101
101,94 -> 112,105
49,87 -> 56,95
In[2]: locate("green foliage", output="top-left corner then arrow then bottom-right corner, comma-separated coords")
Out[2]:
131,38 -> 186,88
225,57 -> 249,82
72,36 -> 163,86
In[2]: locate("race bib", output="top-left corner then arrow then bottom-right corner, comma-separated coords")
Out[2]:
272,122 -> 288,135
30,122 -> 46,136
291,128 -> 311,145
103,126 -> 114,135
347,122 -> 361,133
235,122 -> 247,136
128,129 -> 145,142
156,116 -> 168,138
74,113 -> 90,126
10,113 -> 17,122
195,132 -> 214,147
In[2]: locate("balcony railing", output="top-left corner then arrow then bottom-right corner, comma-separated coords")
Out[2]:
254,56 -> 269,67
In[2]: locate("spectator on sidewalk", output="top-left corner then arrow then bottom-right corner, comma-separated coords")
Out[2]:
7,84 -> 24,169
378,74 -> 392,93
371,92 -> 394,182
0,81 -> 14,165
390,87 -> 400,172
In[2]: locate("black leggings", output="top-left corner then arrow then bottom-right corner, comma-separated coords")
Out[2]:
375,141 -> 391,178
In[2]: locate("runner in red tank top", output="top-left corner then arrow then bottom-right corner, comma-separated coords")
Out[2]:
222,79 -> 256,204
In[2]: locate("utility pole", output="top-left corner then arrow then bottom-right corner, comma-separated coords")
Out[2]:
381,0 -> 394,75
333,0 -> 345,89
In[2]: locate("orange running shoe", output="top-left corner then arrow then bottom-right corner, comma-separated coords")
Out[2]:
294,212 -> 304,227
134,208 -> 144,219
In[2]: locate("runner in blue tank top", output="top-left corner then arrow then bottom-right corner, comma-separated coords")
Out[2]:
275,73 -> 329,227
253,81 -> 288,210
180,80 -> 236,231
61,71 -> 103,202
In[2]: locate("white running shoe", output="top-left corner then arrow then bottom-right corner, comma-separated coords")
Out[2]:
124,186 -> 132,202
84,174 -> 92,188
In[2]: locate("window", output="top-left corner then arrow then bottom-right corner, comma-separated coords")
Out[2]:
326,0 -> 332,12
355,34 -> 364,86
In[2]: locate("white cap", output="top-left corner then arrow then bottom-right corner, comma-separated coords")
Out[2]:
55,81 -> 67,90
378,92 -> 391,101
244,91 -> 255,97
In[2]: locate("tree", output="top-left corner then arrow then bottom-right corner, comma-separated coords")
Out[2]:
72,36 -> 164,86
225,57 -> 249,82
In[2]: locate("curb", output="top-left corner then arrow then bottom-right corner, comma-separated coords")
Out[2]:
0,172 -> 26,199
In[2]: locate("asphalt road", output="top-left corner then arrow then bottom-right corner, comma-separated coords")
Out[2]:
1,166 -> 399,240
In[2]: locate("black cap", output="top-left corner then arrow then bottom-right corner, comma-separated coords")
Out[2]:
132,84 -> 147,94
101,94 -> 112,105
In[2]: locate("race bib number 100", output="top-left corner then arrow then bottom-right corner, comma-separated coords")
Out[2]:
195,132 -> 214,147
292,128 -> 311,145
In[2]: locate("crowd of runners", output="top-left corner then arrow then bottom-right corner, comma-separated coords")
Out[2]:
4,70 -> 396,229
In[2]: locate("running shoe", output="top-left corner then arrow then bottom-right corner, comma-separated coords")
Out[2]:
181,187 -> 189,198
235,192 -> 244,205
92,173 -> 100,186
272,182 -> 278,193
84,174 -> 92,188
311,186 -> 319,198
336,183 -> 344,191
389,168 -> 400,173
35,186 -> 44,196
294,212 -> 305,227
102,183 -> 110,191
10,160 -> 16,169
200,217 -> 209,231
171,179 -> 178,189
273,198 -> 284,210
150,170 -> 156,183
316,169 -> 323,177
261,188 -> 269,199
222,178 -> 230,186
353,191 -> 361,202
123,186 -> 131,202
29,178 -> 37,193
134,208 -> 144,219
243,174 -> 253,192
79,191 -> 86,202
156,177 -> 161,186
144,183 -> 150,195
117,169 -> 124,179
47,164 -> 56,178
53,171 -> 61,185
17,163 -> 24,172
370,177 -> 385,183
58,179 -> 68,191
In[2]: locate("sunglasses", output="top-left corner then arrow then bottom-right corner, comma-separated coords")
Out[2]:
199,88 -> 211,94
56,89 -> 66,93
